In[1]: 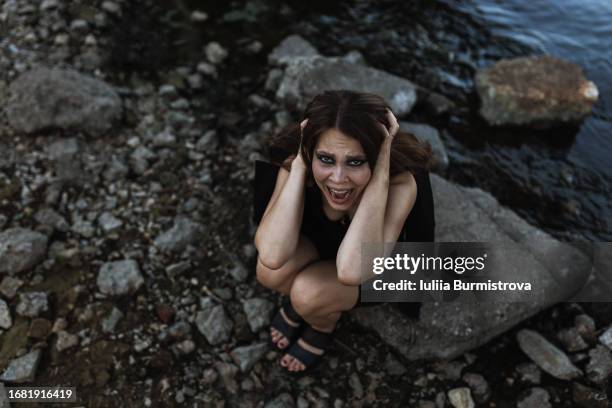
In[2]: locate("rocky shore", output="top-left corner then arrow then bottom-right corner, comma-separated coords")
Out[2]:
0,1 -> 610,407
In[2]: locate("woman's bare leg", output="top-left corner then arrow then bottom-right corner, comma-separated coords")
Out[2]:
282,260 -> 359,371
256,234 -> 319,349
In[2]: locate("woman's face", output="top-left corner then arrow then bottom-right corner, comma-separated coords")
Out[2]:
311,128 -> 372,212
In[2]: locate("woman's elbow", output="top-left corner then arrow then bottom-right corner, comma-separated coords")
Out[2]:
257,253 -> 286,271
337,267 -> 361,286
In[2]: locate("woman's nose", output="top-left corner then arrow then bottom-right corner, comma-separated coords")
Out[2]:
330,165 -> 347,182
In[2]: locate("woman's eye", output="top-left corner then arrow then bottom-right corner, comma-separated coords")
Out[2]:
317,155 -> 334,164
348,159 -> 366,166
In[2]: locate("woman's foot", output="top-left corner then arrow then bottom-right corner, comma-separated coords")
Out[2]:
280,325 -> 334,372
270,307 -> 301,350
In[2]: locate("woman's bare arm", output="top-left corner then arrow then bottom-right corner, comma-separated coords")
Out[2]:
254,121 -> 309,269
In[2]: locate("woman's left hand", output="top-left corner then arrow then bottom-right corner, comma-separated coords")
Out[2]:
383,109 -> 400,140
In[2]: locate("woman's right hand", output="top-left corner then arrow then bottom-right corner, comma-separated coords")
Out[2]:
291,119 -> 308,170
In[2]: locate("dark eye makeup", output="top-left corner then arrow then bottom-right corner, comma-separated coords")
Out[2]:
316,153 -> 366,167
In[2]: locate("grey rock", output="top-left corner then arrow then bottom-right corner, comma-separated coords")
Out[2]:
153,129 -> 176,146
268,35 -> 320,66
557,327 -> 588,352
0,228 -> 48,275
475,55 -> 598,127
0,276 -> 23,299
103,156 -> 129,181
517,388 -> 551,408
400,121 -> 448,173
276,56 -> 417,116
586,345 -> 612,385
46,137 -> 80,160
265,393 -> 295,408
230,342 -> 268,372
102,307 -> 124,333
154,217 -> 203,252
56,330 -> 79,351
0,382 -> 9,407
205,42 -> 228,65
165,261 -> 191,278
418,401 -> 436,408
572,383 -> 609,408
195,130 -> 218,152
16,292 -> 49,318
0,298 -> 12,329
349,373 -> 364,399
447,387 -> 474,408
34,208 -> 69,232
6,67 -> 122,136
0,349 -> 42,383
97,259 -> 144,296
195,304 -> 233,345
517,329 -> 582,380
575,314 -> 597,339
462,373 -> 490,403
384,353 -> 407,376
214,362 -> 238,394
228,261 -> 249,282
242,297 -> 274,333
599,325 -> 612,351
168,321 -> 191,339
343,50 -> 366,65
516,363 -> 541,384
71,219 -> 95,238
353,174 -> 592,361
98,212 -> 123,233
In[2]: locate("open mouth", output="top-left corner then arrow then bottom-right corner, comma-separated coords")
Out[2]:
326,186 -> 354,204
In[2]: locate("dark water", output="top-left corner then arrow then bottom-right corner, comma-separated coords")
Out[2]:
116,0 -> 612,241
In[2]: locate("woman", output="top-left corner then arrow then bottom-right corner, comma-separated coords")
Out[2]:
253,90 -> 434,373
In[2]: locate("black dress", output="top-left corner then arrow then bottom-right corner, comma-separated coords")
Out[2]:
252,159 -> 435,311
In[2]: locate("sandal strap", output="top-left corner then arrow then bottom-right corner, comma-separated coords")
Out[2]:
300,325 -> 334,350
270,309 -> 301,340
281,298 -> 304,323
287,341 -> 323,368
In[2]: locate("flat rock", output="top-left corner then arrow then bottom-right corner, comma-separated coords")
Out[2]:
195,303 -> 233,346
586,345 -> 612,385
268,35 -> 320,66
517,329 -> 582,380
572,383 -> 609,408
517,387 -> 551,408
0,228 -> 48,275
275,55 -> 417,116
154,217 -> 203,252
353,174 -> 592,360
242,297 -> 274,333
16,292 -> 49,318
0,349 -> 42,383
475,55 -> 598,127
6,67 -> 122,136
230,342 -> 269,373
97,259 -> 144,296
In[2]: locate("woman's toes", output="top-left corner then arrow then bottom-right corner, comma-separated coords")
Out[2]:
277,338 -> 288,349
280,355 -> 292,367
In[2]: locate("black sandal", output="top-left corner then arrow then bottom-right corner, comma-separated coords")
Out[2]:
283,325 -> 334,374
269,298 -> 304,351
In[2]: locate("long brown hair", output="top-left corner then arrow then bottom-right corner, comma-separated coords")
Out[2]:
266,90 -> 432,178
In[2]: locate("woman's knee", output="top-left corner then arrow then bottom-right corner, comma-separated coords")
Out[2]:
289,270 -> 327,317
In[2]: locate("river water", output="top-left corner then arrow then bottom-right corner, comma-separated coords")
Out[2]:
143,0 -> 612,241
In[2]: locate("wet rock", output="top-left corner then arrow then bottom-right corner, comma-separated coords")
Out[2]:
0,299 -> 12,329
97,259 -> 144,296
242,297 -> 274,333
447,387 -> 474,408
98,212 -> 123,233
16,292 -> 49,318
462,373 -> 490,403
516,362 -> 542,384
230,342 -> 268,373
214,362 -> 239,394
354,173 -> 593,361
205,42 -> 228,65
349,373 -> 364,399
575,314 -> 597,339
6,67 -> 122,136
56,330 -> 79,351
265,393 -> 295,408
599,326 -> 612,350
101,307 -> 123,333
154,217 -> 203,253
195,300 -> 233,346
275,56 -> 417,116
399,122 -> 448,173
572,383 -> 609,408
34,208 -> 69,232
0,228 -> 48,275
475,55 -> 598,127
0,349 -> 41,383
517,387 -> 551,408
517,329 -> 582,380
268,35 -> 320,66
586,345 -> 612,385
0,276 -> 23,299
558,327 -> 589,352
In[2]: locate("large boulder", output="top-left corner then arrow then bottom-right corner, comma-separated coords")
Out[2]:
275,56 -> 417,116
6,67 -> 122,136
0,228 -> 48,275
475,55 -> 598,127
268,34 -> 320,66
353,174 -> 595,360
